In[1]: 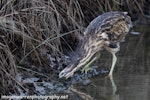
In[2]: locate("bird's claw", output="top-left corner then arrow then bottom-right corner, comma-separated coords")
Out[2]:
81,67 -> 90,75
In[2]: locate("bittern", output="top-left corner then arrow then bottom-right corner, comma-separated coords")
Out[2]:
59,11 -> 132,79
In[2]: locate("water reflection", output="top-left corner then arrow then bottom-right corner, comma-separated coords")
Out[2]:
69,73 -> 150,100
68,24 -> 150,100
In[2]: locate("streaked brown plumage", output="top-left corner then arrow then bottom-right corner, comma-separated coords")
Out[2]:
59,11 -> 132,79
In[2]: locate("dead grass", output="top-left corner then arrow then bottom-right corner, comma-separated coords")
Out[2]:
0,0 -> 149,95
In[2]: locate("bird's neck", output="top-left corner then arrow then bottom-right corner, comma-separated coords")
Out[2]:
69,35 -> 104,71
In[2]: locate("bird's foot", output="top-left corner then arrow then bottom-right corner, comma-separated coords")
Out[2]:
82,66 -> 99,78
81,67 -> 90,76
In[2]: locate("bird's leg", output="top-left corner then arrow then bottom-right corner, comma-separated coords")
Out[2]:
108,52 -> 117,77
82,52 -> 101,75
109,75 -> 117,95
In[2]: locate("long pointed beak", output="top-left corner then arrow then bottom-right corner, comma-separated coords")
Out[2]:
59,65 -> 75,78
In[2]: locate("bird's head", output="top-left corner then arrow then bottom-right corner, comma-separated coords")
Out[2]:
59,64 -> 75,79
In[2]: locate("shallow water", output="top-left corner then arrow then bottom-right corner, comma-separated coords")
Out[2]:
67,24 -> 150,100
